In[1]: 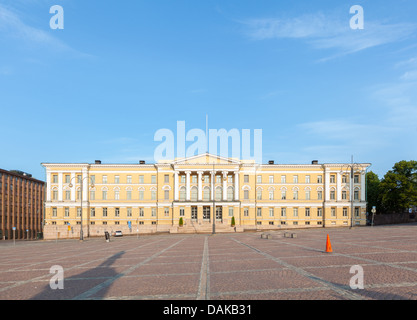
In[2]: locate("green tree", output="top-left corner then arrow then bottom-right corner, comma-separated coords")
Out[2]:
379,160 -> 417,213
231,216 -> 236,227
179,217 -> 184,227
366,171 -> 382,213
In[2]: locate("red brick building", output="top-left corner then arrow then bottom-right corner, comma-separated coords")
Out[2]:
0,169 -> 44,240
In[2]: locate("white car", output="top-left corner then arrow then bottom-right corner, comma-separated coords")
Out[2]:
114,231 -> 123,237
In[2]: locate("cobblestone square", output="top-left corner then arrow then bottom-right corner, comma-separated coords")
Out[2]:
0,223 -> 416,300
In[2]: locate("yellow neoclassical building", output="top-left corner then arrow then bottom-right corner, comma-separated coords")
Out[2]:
41,154 -> 371,239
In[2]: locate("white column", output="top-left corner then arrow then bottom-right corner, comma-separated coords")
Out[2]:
324,169 -> 330,201
58,172 -> 63,201
71,172 -> 76,201
46,170 -> 51,201
222,171 -> 228,201
185,171 -> 191,201
174,171 -> 179,201
210,171 -> 215,200
82,168 -> 88,202
197,171 -> 203,201
234,172 -> 239,200
336,172 -> 342,201
360,171 -> 366,202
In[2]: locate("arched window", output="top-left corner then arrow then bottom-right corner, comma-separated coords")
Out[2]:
191,186 -> 198,201
203,187 -> 210,201
215,187 -> 222,201
179,186 -> 186,201
227,186 -> 234,201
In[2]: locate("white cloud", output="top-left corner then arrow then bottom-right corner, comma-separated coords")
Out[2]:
242,12 -> 417,60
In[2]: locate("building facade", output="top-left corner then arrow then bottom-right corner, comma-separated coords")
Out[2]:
41,154 -> 370,239
0,169 -> 45,240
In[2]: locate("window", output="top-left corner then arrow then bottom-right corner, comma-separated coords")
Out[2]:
203,187 -> 210,201
65,190 -> 71,200
151,208 -> 156,217
343,208 -> 348,217
77,175 -> 82,183
77,208 -> 81,217
127,190 -> 132,200
102,175 -> 107,184
191,187 -> 197,201
281,175 -> 286,183
203,206 -> 210,220
65,175 -> 70,183
244,208 -> 249,217
180,207 -> 185,217
342,190 -> 347,200
342,175 -> 347,183
52,175 -> 58,183
293,189 -> 298,200
115,190 -> 120,200
317,190 -> 323,200
91,207 -> 95,217
269,208 -> 274,217
192,207 -> 197,220
318,208 -> 323,217
305,189 -> 311,200
204,175 -> 209,183
228,175 -> 233,183
281,189 -> 286,200
180,175 -> 185,183
151,175 -> 156,184
114,176 -> 120,184
165,190 -> 170,200
127,175 -> 132,184
355,207 -> 360,217
151,190 -> 156,200
180,187 -> 186,201
257,207 -> 262,217
330,189 -> 335,200
65,207 -> 69,217
103,208 -> 107,217
293,207 -> 298,217
305,208 -> 310,217
244,175 -> 249,183
90,190 -> 95,200
257,175 -> 262,183
269,190 -> 274,200
53,190 -> 58,200
257,188 -> 262,200
52,208 -> 57,217
139,175 -> 144,184
90,175 -> 95,184
269,175 -> 274,183
164,207 -> 169,217
330,175 -> 335,183
227,187 -> 234,201
293,175 -> 298,183
331,208 -> 336,217
281,208 -> 286,217
139,190 -> 144,200
77,189 -> 81,200
229,207 -> 234,217
317,175 -> 323,183
216,175 -> 221,183
164,174 -> 169,183
215,187 -> 222,201
305,175 -> 310,184
354,190 -> 359,200
115,208 -> 120,217
191,175 -> 197,183
244,190 -> 249,200
354,175 -> 359,184
139,208 -> 144,217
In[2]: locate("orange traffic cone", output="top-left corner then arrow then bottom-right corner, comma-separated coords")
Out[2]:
325,234 -> 332,253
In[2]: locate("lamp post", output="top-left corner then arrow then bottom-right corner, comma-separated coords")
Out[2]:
340,157 -> 362,229
69,174 -> 94,241
212,163 -> 216,235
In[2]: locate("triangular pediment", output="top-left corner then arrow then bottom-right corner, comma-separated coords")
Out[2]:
172,153 -> 241,165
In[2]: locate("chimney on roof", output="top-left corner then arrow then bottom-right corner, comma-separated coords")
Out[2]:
312,160 -> 318,165
95,160 -> 101,164
139,160 -> 146,164
268,160 -> 275,164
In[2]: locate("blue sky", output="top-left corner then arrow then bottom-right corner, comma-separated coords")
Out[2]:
0,0 -> 416,180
